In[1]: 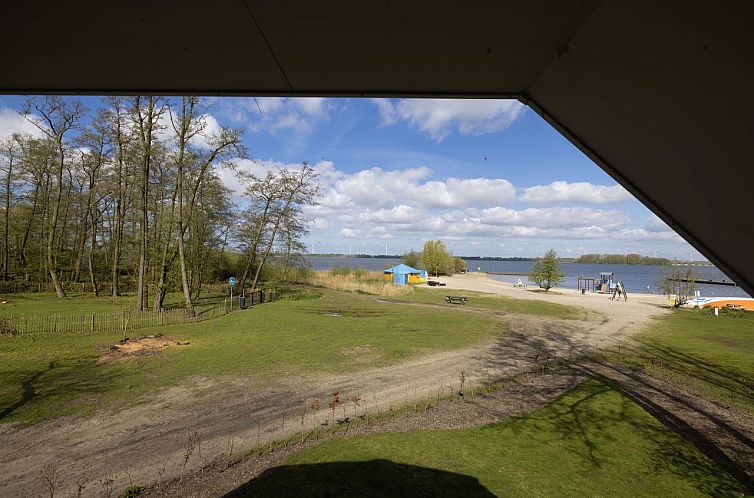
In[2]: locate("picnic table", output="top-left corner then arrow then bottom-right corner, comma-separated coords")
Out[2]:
445,296 -> 468,305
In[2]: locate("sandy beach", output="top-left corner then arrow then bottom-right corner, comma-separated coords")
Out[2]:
432,272 -> 670,347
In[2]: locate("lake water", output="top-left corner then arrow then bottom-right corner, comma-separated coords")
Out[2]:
306,256 -> 750,298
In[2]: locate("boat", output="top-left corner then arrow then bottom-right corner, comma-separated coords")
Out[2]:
683,296 -> 754,311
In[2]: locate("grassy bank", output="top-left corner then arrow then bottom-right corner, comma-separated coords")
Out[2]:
608,308 -> 754,412
0,291 -> 225,317
387,287 -> 584,320
237,379 -> 749,497
0,289 -> 503,425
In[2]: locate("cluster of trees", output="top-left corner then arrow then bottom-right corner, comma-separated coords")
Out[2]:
0,96 -> 318,310
575,253 -> 671,266
529,249 -> 565,291
658,265 -> 698,306
400,240 -> 465,276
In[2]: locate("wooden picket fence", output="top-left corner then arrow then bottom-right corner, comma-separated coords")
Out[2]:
0,288 -> 277,337
0,305 -> 223,337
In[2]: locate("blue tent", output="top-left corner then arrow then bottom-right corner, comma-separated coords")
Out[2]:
384,264 -> 428,286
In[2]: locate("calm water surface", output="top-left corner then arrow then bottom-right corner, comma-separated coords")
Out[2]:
306,256 -> 750,298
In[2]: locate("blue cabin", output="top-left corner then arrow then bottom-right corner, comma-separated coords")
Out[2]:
384,264 -> 428,286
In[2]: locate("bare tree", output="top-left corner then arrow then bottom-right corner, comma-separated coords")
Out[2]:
130,96 -> 165,311
0,135 -> 20,280
106,97 -> 132,297
77,110 -> 112,296
242,163 -> 320,291
22,97 -> 86,297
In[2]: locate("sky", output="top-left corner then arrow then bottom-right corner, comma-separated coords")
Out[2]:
0,96 -> 704,259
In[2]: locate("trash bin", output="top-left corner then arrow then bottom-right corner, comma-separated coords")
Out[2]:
581,288 -> 586,295
240,291 -> 247,309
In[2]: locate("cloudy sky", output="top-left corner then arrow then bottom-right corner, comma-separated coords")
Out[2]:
0,96 -> 702,259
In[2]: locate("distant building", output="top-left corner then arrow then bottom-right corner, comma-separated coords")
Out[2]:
384,264 -> 428,286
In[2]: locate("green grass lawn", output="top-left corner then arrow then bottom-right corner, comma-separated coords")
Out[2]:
387,287 -> 585,320
0,289 -> 504,425
0,291 -> 225,316
609,308 -> 754,412
236,379 -> 750,497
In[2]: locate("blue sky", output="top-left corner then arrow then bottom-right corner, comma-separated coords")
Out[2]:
0,96 -> 703,259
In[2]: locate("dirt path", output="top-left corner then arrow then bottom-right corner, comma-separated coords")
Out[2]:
0,281 -> 668,497
148,370 -> 592,497
146,364 -> 754,497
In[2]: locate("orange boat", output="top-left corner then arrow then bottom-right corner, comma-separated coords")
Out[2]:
684,297 -> 754,311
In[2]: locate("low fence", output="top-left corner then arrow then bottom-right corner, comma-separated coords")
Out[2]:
0,289 -> 277,337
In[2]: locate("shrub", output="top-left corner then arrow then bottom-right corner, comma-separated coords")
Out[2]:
353,268 -> 369,279
330,265 -> 352,277
120,485 -> 147,498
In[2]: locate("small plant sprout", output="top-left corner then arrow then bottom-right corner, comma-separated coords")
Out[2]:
182,431 -> 198,472
226,436 -> 236,464
100,477 -> 115,498
300,403 -> 307,444
329,391 -> 340,422
75,478 -> 87,498
40,464 -> 63,498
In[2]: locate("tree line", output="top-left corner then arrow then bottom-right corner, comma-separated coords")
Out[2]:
0,96 -> 318,310
575,253 -> 671,266
401,240 -> 466,276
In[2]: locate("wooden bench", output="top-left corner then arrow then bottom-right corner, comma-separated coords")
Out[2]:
445,296 -> 468,305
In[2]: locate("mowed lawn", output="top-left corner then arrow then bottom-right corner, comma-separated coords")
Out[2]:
237,379 -> 750,497
612,308 -> 754,412
388,287 -> 585,320
0,289 -> 508,425
0,291 -> 223,316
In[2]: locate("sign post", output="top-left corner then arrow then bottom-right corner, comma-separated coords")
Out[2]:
229,276 -> 236,311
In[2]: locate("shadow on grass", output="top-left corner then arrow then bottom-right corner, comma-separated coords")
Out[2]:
0,360 -> 119,423
223,459 -> 496,498
625,336 -> 754,401
499,378 -> 751,496
0,360 -> 57,420
481,327 -> 753,494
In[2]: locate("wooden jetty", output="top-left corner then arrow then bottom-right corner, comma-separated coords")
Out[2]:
668,278 -> 736,286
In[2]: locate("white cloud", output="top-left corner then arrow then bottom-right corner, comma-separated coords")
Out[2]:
410,178 -> 516,208
644,214 -> 672,233
372,99 -> 524,142
0,108 -> 46,139
520,181 -> 631,204
474,206 -> 631,229
213,154 -> 691,256
292,98 -> 327,117
320,167 -> 514,210
214,97 -> 330,138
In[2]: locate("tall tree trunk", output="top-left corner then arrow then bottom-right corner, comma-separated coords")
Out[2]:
111,100 -> 126,298
134,96 -> 160,312
47,143 -> 66,298
71,187 -> 87,282
88,208 -> 98,296
2,147 -> 13,281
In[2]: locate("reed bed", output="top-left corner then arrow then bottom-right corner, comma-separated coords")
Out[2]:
304,271 -> 414,297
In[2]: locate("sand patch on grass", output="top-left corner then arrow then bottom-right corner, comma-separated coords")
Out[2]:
97,335 -> 190,364
340,344 -> 380,364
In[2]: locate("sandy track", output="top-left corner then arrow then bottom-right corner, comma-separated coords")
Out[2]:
0,276 -> 668,497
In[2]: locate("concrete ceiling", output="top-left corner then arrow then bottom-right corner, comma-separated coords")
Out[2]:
2,0 -> 753,295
